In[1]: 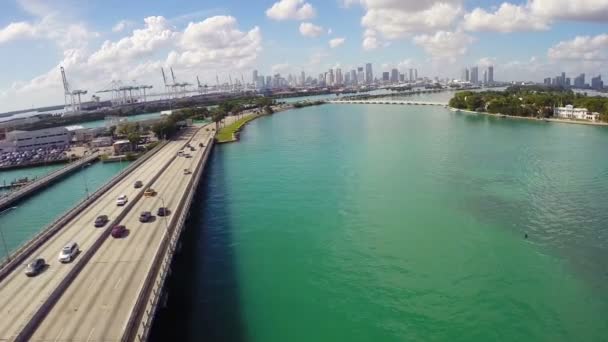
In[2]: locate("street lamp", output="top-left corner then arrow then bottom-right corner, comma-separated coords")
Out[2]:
0,206 -> 18,262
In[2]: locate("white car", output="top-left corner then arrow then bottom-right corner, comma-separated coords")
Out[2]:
116,194 -> 128,206
58,242 -> 79,263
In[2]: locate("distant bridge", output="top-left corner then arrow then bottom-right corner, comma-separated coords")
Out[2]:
327,100 -> 447,106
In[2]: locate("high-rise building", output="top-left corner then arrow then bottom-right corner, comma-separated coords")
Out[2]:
399,74 -> 405,82
470,66 -> 479,84
357,67 -> 364,84
408,69 -> 413,82
344,72 -> 350,85
266,76 -> 272,88
382,72 -> 389,82
544,77 -> 551,85
390,68 -> 399,83
574,73 -> 585,88
350,70 -> 357,85
336,68 -> 343,86
301,71 -> 306,86
252,70 -> 258,84
414,69 -> 418,80
328,69 -> 335,86
365,63 -> 373,84
483,70 -> 488,84
488,66 -> 494,84
461,68 -> 469,82
591,75 -> 604,90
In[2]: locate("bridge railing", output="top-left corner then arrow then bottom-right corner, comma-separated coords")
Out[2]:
123,134 -> 215,342
0,142 -> 166,281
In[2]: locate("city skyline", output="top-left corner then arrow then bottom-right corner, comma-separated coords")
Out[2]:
0,0 -> 607,111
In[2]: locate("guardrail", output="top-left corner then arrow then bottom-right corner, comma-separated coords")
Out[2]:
14,127 -> 205,342
0,153 -> 100,210
0,142 -> 166,282
123,134 -> 215,342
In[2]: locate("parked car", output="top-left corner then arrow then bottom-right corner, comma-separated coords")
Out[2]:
143,188 -> 156,197
116,194 -> 128,206
111,225 -> 126,238
94,215 -> 109,227
134,180 -> 143,188
24,257 -> 45,277
139,211 -> 152,222
58,242 -> 79,263
157,207 -> 169,217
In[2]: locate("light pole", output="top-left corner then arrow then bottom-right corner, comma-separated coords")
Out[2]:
0,206 -> 17,262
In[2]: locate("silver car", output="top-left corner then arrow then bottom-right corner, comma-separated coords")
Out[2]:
58,242 -> 79,263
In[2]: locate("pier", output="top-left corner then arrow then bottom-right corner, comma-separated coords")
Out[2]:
327,99 -> 447,106
0,124 -> 215,341
0,153 -> 100,211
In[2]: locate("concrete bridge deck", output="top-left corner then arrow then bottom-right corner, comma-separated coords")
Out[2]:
0,153 -> 100,211
328,99 -> 447,106
0,125 -> 216,341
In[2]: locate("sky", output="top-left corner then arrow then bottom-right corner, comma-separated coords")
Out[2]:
0,0 -> 606,112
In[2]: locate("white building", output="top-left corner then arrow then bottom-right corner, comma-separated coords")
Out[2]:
0,127 -> 71,153
554,105 -> 590,120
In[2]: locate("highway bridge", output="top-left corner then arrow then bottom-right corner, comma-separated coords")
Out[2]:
0,124 -> 215,341
327,99 -> 447,106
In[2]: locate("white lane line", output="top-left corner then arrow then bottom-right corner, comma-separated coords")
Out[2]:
54,327 -> 64,342
113,277 -> 122,290
86,328 -> 95,342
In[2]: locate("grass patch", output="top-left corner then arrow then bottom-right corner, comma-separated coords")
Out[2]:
216,114 -> 260,143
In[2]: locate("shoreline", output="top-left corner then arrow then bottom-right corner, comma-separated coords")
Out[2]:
450,107 -> 608,127
216,105 -> 294,144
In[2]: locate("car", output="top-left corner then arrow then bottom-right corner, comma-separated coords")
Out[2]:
189,146 -> 195,151
94,215 -> 109,227
134,180 -> 143,188
116,194 -> 128,206
25,258 -> 45,277
199,143 -> 204,148
58,242 -> 79,263
111,225 -> 126,238
157,207 -> 169,217
177,151 -> 184,156
183,168 -> 191,175
139,211 -> 152,222
143,188 -> 156,197
184,154 -> 192,158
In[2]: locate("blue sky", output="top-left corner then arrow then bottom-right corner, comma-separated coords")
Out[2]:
0,0 -> 606,112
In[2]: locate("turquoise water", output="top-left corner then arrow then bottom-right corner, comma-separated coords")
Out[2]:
154,104 -> 608,341
0,164 -> 64,186
0,161 -> 130,260
75,111 -> 165,128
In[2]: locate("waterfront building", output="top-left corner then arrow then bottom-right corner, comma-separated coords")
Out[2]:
357,67 -> 364,84
414,69 -> 418,80
0,127 -> 71,153
408,69 -> 413,82
344,72 -> 350,85
461,68 -> 469,82
365,63 -> 373,84
488,66 -> 494,84
591,75 -> 603,90
399,74 -> 405,82
301,71 -> 306,86
554,105 -> 592,120
483,70 -> 488,84
470,66 -> 479,84
350,70 -> 357,85
252,70 -> 258,84
390,69 -> 399,84
336,68 -> 343,86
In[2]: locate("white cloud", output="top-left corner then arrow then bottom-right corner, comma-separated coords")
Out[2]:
329,37 -> 345,48
266,0 -> 316,21
112,20 -> 134,33
548,34 -> 608,61
5,15 -> 262,112
463,3 -> 549,33
0,22 -> 37,43
413,30 -> 474,61
299,22 -> 324,37
362,29 -> 380,50
477,57 -> 497,68
271,63 -> 291,74
530,0 -> 608,22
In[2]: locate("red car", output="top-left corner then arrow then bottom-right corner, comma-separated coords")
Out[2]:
111,225 -> 126,238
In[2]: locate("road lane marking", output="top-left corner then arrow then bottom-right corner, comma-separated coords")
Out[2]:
113,277 -> 122,290
54,327 -> 64,342
86,328 -> 95,342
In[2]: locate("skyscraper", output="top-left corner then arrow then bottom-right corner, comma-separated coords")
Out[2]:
382,72 -> 389,82
414,69 -> 418,80
357,67 -> 364,84
488,66 -> 494,84
328,69 -> 335,86
252,70 -> 258,84
462,68 -> 469,82
351,70 -> 357,85
574,73 -> 585,88
390,68 -> 399,84
591,75 -> 603,90
470,66 -> 479,84
483,70 -> 488,84
301,71 -> 306,86
408,69 -> 413,82
336,68 -> 343,86
365,63 -> 373,84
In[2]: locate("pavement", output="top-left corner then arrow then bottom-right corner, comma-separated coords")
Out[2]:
0,125 -> 211,341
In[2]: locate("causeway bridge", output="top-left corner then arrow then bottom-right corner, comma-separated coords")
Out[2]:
0,124 -> 215,341
327,99 -> 447,106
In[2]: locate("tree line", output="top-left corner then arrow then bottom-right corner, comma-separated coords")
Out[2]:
449,86 -> 608,121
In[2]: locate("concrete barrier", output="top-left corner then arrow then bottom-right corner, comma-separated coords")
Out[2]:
13,128 -> 203,342
0,143 -> 165,282
123,134 -> 215,342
